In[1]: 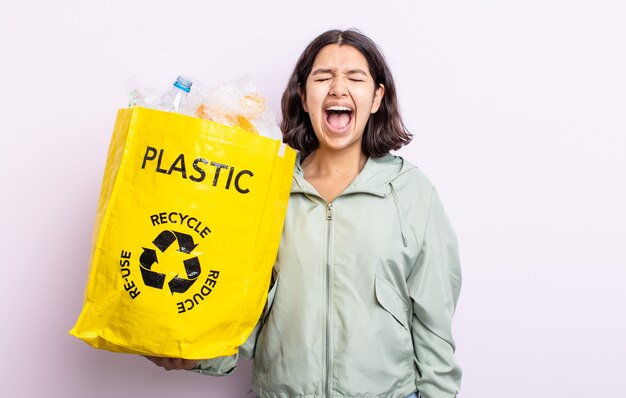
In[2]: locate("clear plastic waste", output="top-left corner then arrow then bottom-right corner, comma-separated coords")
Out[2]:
146,76 -> 193,113
193,76 -> 282,140
125,74 -> 282,140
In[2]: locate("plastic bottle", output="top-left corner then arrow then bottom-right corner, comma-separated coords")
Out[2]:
148,76 -> 193,112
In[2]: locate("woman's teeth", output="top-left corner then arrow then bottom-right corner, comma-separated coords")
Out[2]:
326,105 -> 353,112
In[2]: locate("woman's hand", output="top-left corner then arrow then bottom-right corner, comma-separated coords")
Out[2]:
144,356 -> 198,370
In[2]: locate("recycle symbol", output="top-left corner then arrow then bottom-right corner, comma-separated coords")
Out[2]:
139,230 -> 201,294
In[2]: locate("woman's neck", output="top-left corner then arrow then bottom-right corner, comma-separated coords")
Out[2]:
302,146 -> 367,179
300,146 -> 368,203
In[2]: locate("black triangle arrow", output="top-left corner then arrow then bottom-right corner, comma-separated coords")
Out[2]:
173,231 -> 198,254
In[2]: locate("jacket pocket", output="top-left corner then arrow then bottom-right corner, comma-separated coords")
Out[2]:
374,275 -> 410,330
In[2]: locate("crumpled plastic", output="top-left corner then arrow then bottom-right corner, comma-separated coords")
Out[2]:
126,75 -> 282,140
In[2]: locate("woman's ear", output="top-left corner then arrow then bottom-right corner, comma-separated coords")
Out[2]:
298,85 -> 308,113
370,84 -> 385,114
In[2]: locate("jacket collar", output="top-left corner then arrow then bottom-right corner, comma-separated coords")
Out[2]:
291,152 -> 413,199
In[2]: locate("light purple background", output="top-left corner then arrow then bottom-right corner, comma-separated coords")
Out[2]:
1,1 -> 624,397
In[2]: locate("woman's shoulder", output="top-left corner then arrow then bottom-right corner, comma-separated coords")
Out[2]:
386,154 -> 436,195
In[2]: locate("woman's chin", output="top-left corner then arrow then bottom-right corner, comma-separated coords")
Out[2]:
318,134 -> 362,152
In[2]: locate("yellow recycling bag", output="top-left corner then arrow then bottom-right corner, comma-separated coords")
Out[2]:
70,107 -> 295,359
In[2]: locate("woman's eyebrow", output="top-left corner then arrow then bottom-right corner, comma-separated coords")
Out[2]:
311,68 -> 333,76
345,68 -> 368,76
311,68 -> 369,77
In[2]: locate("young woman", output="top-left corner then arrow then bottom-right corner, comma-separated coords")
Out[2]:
147,29 -> 462,398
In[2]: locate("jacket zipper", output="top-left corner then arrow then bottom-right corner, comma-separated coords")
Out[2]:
325,202 -> 333,398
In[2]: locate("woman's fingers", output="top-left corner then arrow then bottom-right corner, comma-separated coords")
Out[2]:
144,356 -> 197,370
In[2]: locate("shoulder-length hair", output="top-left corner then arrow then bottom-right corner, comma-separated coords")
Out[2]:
281,29 -> 412,158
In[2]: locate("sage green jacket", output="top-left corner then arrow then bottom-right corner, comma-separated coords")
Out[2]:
196,154 -> 462,398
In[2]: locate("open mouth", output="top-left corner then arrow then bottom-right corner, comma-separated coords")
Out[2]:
325,105 -> 353,131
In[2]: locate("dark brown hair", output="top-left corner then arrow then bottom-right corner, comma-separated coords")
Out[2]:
281,29 -> 412,158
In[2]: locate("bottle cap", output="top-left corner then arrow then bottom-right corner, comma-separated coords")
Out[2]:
174,76 -> 193,93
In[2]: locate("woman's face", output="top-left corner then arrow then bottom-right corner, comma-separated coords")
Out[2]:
300,44 -> 384,154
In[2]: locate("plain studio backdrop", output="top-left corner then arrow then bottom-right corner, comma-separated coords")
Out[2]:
1,1 -> 624,397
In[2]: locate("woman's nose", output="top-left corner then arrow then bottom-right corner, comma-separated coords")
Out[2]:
329,78 -> 348,97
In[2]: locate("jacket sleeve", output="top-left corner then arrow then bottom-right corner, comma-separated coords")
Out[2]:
407,187 -> 462,398
192,270 -> 280,376
192,321 -> 261,376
